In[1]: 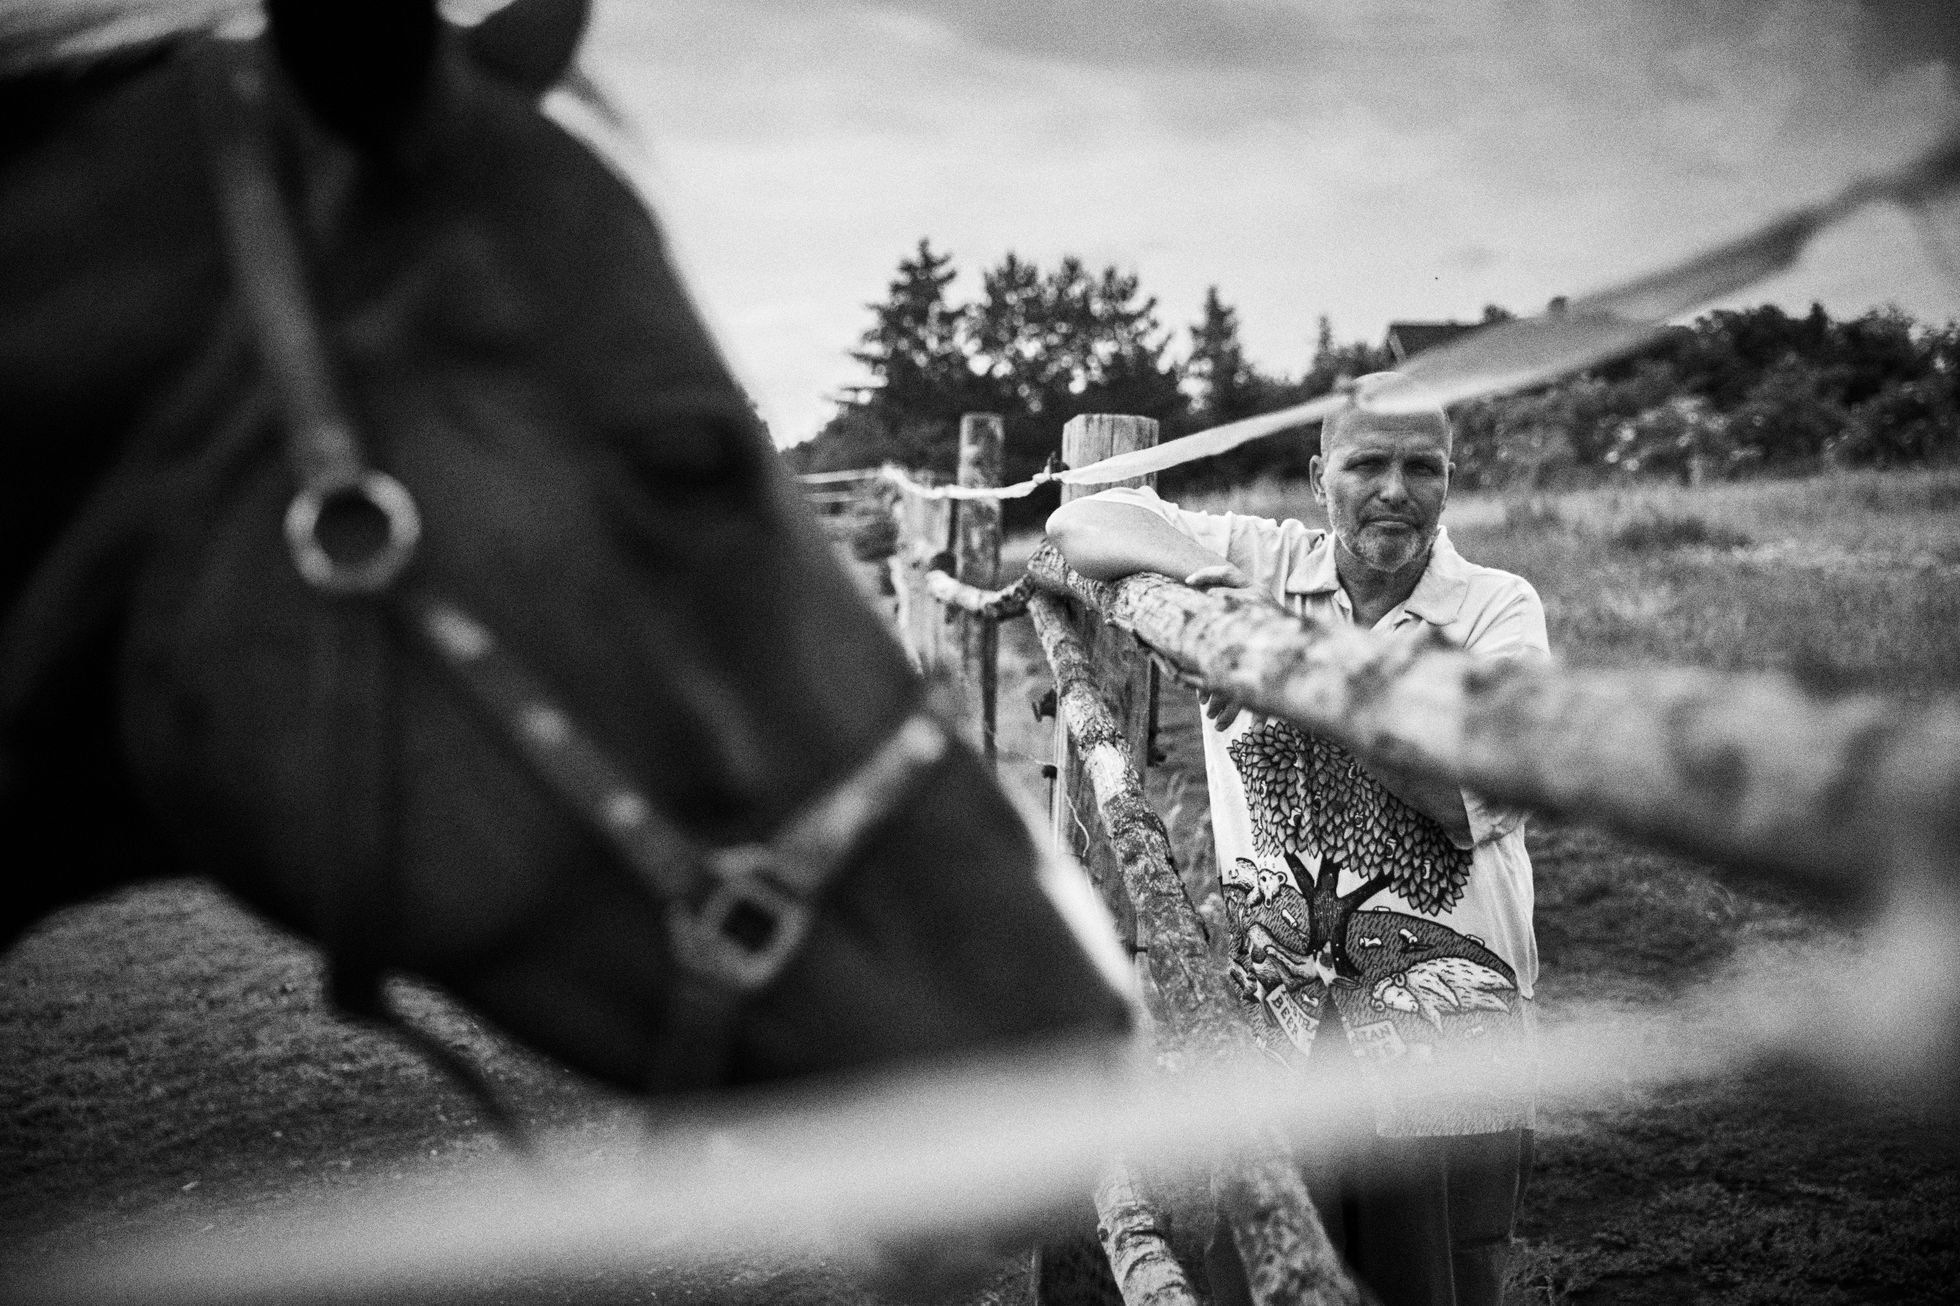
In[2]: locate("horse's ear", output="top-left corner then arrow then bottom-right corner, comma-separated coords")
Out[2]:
266,0 -> 440,145
464,0 -> 591,98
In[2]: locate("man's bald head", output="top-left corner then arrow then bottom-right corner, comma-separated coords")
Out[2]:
1310,372 -> 1455,581
1320,373 -> 1452,456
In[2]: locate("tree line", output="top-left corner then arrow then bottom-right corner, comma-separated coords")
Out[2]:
782,239 -> 1960,515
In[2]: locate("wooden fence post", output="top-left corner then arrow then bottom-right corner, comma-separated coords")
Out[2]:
954,414 -> 1004,765
1034,414 -> 1173,1306
888,476 -> 955,685
1031,588 -> 1363,1306
1050,414 -> 1159,949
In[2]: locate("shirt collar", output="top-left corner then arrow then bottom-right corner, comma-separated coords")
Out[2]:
1285,523 -> 1471,625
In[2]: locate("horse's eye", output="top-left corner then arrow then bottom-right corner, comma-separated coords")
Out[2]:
612,403 -> 764,498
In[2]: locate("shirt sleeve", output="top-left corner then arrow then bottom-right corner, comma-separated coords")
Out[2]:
1079,485 -> 1239,559
1459,578 -> 1550,847
1080,485 -> 1312,600
1462,579 -> 1551,664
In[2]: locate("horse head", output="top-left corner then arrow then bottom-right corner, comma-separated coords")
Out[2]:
0,0 -> 1132,1097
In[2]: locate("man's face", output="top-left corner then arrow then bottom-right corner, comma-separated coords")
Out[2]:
1310,413 -> 1452,577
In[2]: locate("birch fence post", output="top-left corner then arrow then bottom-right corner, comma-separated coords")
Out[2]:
1034,414 -> 1170,1306
953,414 -> 1004,765
1030,580 -> 1363,1306
887,474 -> 955,685
1049,414 -> 1159,948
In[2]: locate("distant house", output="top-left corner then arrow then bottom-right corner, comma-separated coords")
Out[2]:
1383,321 -> 1479,364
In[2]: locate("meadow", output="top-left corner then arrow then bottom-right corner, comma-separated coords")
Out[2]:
2,467 -> 1957,1304
1436,470 -> 1959,1304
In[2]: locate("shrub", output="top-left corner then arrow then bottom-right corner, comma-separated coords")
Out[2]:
1830,375 -> 1960,468
848,510 -> 898,563
1726,358 -> 1847,468
1495,496 -> 1569,535
1603,396 -> 1743,483
1608,512 -> 1751,552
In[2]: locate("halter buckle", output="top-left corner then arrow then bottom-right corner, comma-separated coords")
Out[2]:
669,849 -> 813,992
285,470 -> 423,596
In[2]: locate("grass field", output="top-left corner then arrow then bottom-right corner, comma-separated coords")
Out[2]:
3,467 -> 1957,1304
1441,470 -> 1959,1305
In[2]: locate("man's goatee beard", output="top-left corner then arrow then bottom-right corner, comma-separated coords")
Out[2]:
1336,524 -> 1434,574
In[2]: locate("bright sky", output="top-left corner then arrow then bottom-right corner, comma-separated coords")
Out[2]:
576,0 -> 1960,447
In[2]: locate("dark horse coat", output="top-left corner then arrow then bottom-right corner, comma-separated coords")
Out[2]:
0,0 -> 1131,1097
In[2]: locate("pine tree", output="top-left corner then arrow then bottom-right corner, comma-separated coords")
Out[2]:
958,253 -> 1186,494
967,252 -> 1059,416
1301,314 -> 1392,398
1187,286 -> 1260,425
846,238 -> 972,471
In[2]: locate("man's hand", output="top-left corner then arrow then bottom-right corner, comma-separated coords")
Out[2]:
1196,685 -> 1243,731
1183,562 -> 1252,591
1366,756 -> 1474,847
1184,564 -> 1256,730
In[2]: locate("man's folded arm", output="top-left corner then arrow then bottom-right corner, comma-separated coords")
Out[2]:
1045,497 -> 1235,583
1368,757 -> 1474,847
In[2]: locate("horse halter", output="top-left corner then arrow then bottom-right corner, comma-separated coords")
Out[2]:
191,39 -> 949,1091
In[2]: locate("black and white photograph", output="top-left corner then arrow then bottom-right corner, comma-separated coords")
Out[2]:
2,2 -> 1957,1303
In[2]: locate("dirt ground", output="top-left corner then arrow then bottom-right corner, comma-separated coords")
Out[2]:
4,475 -> 1958,1304
3,709 -> 1952,1306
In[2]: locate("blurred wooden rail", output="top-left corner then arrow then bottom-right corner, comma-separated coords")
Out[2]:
793,468 -> 884,516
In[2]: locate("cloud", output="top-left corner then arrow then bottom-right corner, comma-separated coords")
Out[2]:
853,0 -> 1322,71
580,0 -> 1960,443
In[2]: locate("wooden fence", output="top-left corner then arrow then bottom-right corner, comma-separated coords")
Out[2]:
883,411 -> 1960,1306
794,467 -> 885,516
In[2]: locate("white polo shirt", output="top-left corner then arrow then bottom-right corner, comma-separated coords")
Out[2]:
1090,486 -> 1550,1135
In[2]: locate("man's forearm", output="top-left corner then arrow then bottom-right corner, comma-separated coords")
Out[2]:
1045,499 -> 1231,582
1366,757 -> 1473,846
1049,496 -> 1469,838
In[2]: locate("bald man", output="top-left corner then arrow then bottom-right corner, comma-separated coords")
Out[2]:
1046,378 -> 1549,1306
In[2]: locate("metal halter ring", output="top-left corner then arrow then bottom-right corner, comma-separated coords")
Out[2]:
669,850 -> 815,992
284,470 -> 423,595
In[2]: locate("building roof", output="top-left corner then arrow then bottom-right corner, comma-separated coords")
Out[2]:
1384,321 -> 1480,363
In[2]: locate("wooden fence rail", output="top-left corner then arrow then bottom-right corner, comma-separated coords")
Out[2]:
1022,545 -> 1960,903
794,468 -> 885,516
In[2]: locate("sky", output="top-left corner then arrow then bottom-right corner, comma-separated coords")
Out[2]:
572,0 -> 1960,447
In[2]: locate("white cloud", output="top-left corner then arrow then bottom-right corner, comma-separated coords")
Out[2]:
579,0 -> 1960,445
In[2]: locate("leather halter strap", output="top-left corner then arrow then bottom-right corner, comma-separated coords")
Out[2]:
191,38 -> 948,1091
